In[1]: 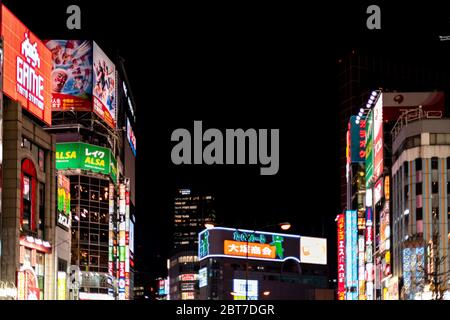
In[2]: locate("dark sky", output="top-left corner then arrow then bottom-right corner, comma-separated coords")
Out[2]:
5,0 -> 450,282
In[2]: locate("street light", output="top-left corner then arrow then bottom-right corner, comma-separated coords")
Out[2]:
204,223 -> 215,230
242,222 -> 292,301
263,291 -> 271,297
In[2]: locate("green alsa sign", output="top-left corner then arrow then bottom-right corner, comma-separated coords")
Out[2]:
56,142 -> 118,184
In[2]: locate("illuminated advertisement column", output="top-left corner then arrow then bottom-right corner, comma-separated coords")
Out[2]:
365,205 -> 374,300
124,181 -> 130,300
337,214 -> 346,300
345,210 -> 358,300
108,184 -> 115,298
118,183 -> 126,300
351,210 -> 358,300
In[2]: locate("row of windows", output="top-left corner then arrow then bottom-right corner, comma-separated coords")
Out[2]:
402,157 -> 450,174
403,181 -> 450,196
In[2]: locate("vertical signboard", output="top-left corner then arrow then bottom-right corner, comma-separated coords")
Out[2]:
0,38 -> 4,258
358,235 -> 366,300
365,206 -> 374,300
124,182 -> 130,300
346,210 -> 358,300
118,183 -> 126,300
373,94 -> 383,182
93,42 -> 116,129
126,118 -> 136,157
350,116 -> 367,163
351,209 -> 358,300
57,173 -> 71,230
108,183 -> 115,298
337,214 -> 346,300
365,111 -> 374,188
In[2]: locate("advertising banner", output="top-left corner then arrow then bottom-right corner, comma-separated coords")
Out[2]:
346,210 -> 358,300
199,267 -> 207,288
93,42 -> 116,129
56,142 -> 117,183
365,111 -> 374,188
350,116 -> 366,163
233,279 -> 258,300
1,5 -> 52,126
382,92 -> 445,121
45,40 -> 92,111
374,178 -> 383,205
337,214 -> 345,300
300,236 -> 327,265
108,183 -> 115,298
118,183 -> 126,300
199,227 -> 300,263
57,272 -> 67,300
373,95 -> 384,182
127,117 -> 136,157
57,173 -> 71,230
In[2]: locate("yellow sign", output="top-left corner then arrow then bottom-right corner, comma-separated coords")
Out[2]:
384,176 -> 390,201
57,272 -> 66,300
224,240 -> 276,259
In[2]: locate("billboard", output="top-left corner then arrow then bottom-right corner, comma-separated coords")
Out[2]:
93,42 -> 116,129
127,117 -> 136,157
337,214 -> 345,300
118,183 -> 126,300
1,5 -> 52,126
350,116 -> 366,163
374,178 -> 383,205
199,267 -> 207,288
199,227 -> 301,263
45,40 -> 92,111
57,173 -> 71,230
300,236 -> 327,265
373,94 -> 384,182
365,111 -> 374,188
380,201 -> 391,278
345,210 -> 358,300
382,92 -> 445,120
233,279 -> 258,300
56,142 -> 117,183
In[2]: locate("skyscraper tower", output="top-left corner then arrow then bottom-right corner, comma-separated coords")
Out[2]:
173,189 -> 216,249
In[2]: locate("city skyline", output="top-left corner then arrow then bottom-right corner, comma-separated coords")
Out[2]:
1,0 -> 450,301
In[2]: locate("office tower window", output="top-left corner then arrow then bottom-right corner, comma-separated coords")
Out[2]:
415,158 -> 422,171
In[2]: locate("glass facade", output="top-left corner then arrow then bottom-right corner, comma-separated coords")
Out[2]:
70,175 -> 111,294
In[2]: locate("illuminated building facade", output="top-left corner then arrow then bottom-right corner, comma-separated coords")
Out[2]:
0,5 -> 56,300
198,227 -> 332,300
391,114 -> 450,300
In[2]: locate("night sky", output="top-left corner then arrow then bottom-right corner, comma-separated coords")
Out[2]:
5,0 -> 450,282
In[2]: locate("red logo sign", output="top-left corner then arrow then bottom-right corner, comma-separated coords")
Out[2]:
1,5 -> 52,126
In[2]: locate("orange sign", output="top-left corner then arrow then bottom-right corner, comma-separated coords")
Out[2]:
384,176 -> 390,201
1,5 -> 52,126
224,240 -> 276,259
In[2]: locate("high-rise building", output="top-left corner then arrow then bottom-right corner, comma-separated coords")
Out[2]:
168,189 -> 216,300
337,49 -> 450,212
391,112 -> 450,300
173,189 -> 216,249
0,5 -> 57,300
44,39 -> 137,300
